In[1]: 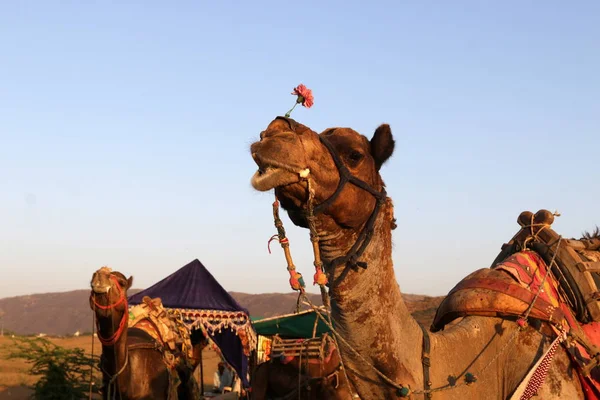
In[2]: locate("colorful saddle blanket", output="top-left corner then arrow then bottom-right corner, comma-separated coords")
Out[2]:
432,251 -> 600,399
128,296 -> 194,361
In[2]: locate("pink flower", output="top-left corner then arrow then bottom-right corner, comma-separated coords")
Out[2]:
292,84 -> 314,108
285,83 -> 314,117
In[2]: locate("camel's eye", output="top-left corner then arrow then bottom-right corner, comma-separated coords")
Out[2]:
348,150 -> 364,164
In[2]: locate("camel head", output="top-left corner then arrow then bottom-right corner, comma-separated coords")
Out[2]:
89,266 -> 133,317
250,116 -> 395,229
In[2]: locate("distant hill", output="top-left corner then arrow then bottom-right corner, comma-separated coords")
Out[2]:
0,290 -> 444,336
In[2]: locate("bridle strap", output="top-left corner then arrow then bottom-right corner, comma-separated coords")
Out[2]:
313,136 -> 386,215
91,275 -> 129,346
92,276 -> 126,310
309,135 -> 388,270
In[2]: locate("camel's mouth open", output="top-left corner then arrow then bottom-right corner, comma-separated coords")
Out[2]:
251,153 -> 303,191
251,166 -> 300,191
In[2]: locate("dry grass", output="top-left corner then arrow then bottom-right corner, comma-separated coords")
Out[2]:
0,335 -> 221,399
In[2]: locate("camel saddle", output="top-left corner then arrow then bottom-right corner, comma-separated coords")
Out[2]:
432,209 -> 600,332
431,264 -> 566,331
431,210 -> 600,398
128,296 -> 194,362
127,297 -> 199,400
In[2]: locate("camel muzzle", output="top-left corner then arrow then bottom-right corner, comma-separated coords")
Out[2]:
91,283 -> 111,294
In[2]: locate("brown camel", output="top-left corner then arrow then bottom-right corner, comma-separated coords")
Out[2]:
249,116 -> 584,399
251,340 -> 352,399
89,267 -> 198,400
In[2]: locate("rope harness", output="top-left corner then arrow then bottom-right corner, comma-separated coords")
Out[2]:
267,132 -> 388,293
91,275 -> 128,347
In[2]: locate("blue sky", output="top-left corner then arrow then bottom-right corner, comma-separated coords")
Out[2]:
1,1 -> 598,299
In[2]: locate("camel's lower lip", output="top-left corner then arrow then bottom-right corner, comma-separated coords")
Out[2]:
251,167 -> 299,191
91,285 -> 110,294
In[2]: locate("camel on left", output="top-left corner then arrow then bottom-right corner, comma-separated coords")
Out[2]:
89,266 -> 200,400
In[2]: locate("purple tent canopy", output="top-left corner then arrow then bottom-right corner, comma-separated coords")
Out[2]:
128,259 -> 256,387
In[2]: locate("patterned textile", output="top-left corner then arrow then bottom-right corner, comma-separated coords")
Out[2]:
515,334 -> 562,400
494,251 -> 600,399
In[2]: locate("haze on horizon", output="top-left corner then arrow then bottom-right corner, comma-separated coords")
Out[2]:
1,1 -> 598,299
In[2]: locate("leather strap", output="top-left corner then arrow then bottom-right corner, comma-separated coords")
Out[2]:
128,342 -> 160,351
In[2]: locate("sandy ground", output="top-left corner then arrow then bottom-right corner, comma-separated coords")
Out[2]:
0,335 -> 223,399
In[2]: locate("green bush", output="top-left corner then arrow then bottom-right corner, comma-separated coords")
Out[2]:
6,337 -> 101,399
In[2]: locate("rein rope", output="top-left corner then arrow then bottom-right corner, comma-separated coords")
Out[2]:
101,350 -> 129,400
88,307 -> 95,400
269,198 -> 305,293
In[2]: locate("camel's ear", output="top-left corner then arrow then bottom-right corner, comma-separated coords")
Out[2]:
126,276 -> 133,290
370,124 -> 395,170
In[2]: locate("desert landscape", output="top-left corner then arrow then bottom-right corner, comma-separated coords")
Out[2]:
0,334 -> 223,399
0,289 -> 443,398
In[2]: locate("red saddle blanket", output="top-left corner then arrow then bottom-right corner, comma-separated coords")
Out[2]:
432,250 -> 600,399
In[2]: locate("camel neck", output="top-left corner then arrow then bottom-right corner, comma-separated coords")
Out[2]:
97,313 -> 129,390
318,200 -> 424,397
